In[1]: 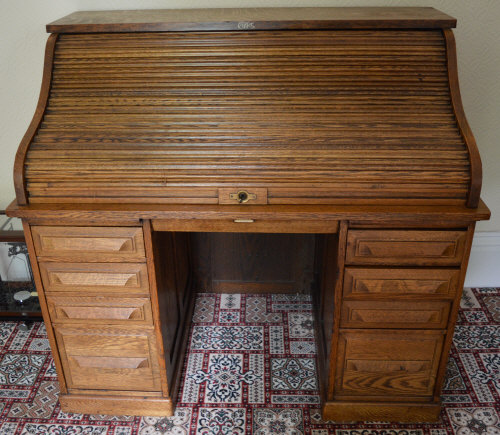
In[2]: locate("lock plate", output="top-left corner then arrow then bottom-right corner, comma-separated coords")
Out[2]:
229,190 -> 256,203
218,188 -> 268,205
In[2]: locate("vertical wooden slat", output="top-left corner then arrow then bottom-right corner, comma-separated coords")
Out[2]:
142,219 -> 170,397
22,220 -> 68,393
432,222 -> 476,400
327,220 -> 349,400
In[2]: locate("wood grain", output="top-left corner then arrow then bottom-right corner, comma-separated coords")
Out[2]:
340,300 -> 450,329
7,8 -> 491,423
335,329 -> 444,397
32,226 -> 145,262
59,393 -> 173,417
14,34 -> 57,205
22,222 -> 68,394
39,262 -> 150,295
54,325 -> 162,392
142,219 -> 170,398
343,268 -> 460,299
322,400 -> 441,423
7,201 -> 491,225
18,29 -> 477,207
314,233 -> 339,405
191,233 -> 315,294
346,230 -> 467,266
327,221 -> 348,400
432,223 -> 476,400
46,8 -> 457,33
149,229 -> 195,407
444,29 -> 482,208
46,295 -> 153,325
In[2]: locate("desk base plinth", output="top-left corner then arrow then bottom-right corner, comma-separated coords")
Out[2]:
59,394 -> 174,417
323,400 -> 442,423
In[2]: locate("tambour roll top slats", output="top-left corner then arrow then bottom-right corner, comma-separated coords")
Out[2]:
17,12 -> 480,206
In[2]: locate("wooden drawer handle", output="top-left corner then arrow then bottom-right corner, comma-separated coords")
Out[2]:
350,309 -> 440,324
347,360 -> 430,373
118,239 -> 133,251
72,356 -> 150,369
32,227 -> 146,260
50,272 -> 138,287
58,307 -> 142,320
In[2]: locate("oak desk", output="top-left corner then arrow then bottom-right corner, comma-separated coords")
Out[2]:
8,7 -> 490,422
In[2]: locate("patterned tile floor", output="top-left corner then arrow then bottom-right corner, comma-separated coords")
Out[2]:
0,288 -> 498,434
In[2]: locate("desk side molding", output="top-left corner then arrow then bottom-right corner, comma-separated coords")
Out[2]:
13,34 -> 57,205
444,29 -> 482,208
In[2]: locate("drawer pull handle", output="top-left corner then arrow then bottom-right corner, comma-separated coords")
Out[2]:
72,356 -> 149,369
233,219 -> 254,223
118,239 -> 133,251
58,307 -> 141,320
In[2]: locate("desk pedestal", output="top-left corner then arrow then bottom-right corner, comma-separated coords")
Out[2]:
16,213 -> 478,422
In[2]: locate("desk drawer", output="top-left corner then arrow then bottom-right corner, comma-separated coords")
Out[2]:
346,230 -> 466,266
344,268 -> 460,299
54,326 -> 161,392
47,296 -> 153,325
335,330 -> 444,397
32,226 -> 145,262
341,300 -> 450,329
40,263 -> 149,295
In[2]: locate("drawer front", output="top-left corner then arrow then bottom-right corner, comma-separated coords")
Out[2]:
54,326 -> 161,391
32,226 -> 145,261
346,230 -> 466,266
344,268 -> 460,299
47,296 -> 153,325
40,263 -> 149,295
341,300 -> 450,329
335,330 -> 444,397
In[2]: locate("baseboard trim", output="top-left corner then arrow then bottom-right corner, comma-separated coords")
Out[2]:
465,231 -> 500,287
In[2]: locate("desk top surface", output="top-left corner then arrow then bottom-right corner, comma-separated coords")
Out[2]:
46,7 -> 456,33
6,200 -> 491,224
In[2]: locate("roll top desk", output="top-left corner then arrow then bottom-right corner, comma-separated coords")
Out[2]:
8,7 -> 490,422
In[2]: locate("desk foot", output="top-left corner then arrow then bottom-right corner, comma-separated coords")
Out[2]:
322,400 -> 441,423
60,393 -> 173,417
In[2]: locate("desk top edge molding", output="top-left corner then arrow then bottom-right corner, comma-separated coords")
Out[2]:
6,200 -> 491,225
46,7 -> 457,33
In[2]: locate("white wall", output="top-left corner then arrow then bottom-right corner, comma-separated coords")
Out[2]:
465,232 -> 500,288
1,0 -> 499,284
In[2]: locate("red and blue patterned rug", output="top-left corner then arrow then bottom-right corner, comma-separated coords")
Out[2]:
0,288 -> 498,434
